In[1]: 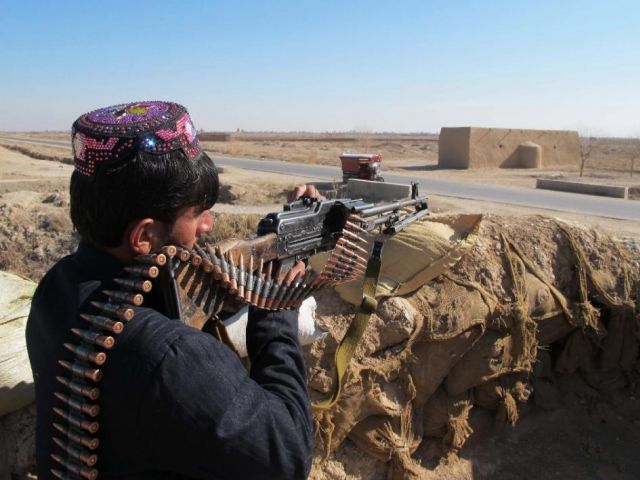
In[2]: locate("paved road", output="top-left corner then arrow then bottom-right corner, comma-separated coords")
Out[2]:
2,135 -> 639,221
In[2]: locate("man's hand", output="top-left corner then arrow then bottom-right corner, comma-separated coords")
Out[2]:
287,184 -> 326,203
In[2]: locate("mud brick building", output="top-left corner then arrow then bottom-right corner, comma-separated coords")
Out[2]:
438,127 -> 580,168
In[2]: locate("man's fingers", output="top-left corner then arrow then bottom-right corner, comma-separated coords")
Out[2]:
287,185 -> 307,203
283,261 -> 306,285
287,184 -> 326,202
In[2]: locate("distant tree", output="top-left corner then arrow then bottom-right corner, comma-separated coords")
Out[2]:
579,135 -> 594,177
631,136 -> 639,178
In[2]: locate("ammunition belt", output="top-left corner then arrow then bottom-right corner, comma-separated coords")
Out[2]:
50,219 -> 371,478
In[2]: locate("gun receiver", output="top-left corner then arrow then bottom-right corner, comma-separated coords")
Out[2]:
255,183 -> 428,268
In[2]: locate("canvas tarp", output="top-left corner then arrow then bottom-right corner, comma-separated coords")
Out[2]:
0,272 -> 36,417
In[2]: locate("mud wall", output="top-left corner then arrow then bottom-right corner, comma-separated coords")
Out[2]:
438,127 -> 580,169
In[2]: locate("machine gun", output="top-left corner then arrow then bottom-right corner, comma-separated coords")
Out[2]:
151,183 -> 428,329
252,182 -> 427,266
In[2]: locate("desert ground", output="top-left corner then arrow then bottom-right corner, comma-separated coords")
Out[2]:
1,134 -> 639,479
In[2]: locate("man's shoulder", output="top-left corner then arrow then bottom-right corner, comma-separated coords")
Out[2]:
33,253 -> 77,290
111,307 -> 221,375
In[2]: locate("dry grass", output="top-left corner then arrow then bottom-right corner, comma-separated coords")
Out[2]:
3,132 -> 638,189
580,137 -> 640,176
201,135 -> 439,166
0,142 -> 73,164
201,213 -> 261,244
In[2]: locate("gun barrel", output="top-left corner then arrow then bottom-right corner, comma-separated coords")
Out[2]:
357,197 -> 427,218
385,208 -> 430,233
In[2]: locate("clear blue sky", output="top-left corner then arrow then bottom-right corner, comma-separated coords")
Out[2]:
1,0 -> 639,136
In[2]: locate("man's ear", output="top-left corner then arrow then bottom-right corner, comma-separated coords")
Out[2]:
127,218 -> 167,256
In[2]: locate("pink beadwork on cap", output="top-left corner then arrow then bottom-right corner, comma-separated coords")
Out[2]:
72,101 -> 203,176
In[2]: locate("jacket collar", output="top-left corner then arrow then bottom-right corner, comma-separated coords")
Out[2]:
74,240 -> 125,281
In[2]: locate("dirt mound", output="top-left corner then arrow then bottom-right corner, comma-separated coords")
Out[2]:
0,190 -> 77,282
306,215 -> 640,479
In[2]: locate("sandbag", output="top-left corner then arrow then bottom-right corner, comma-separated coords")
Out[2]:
422,387 -> 449,438
0,272 -> 36,417
445,331 -> 523,396
311,214 -> 482,306
474,374 -> 531,425
305,215 -> 639,479
347,409 -> 427,480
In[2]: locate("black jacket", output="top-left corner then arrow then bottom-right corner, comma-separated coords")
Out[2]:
26,241 -> 313,479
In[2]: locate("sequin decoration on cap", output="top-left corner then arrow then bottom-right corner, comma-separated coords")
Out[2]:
71,101 -> 202,176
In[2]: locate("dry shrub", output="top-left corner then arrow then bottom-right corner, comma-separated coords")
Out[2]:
0,192 -> 77,281
223,141 -> 239,156
305,152 -> 319,164
203,213 -> 261,244
37,211 -> 71,233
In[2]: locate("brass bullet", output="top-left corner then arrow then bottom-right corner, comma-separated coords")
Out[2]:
270,282 -> 290,310
323,265 -> 355,278
226,252 -> 238,293
134,253 -> 167,266
58,360 -> 102,383
51,469 -> 76,480
251,258 -> 265,306
114,277 -> 153,293
52,437 -> 98,467
161,245 -> 178,257
348,214 -> 367,223
264,264 -> 282,309
63,343 -> 106,366
103,290 -> 144,307
337,237 -> 368,255
56,376 -> 100,401
333,245 -> 368,263
326,256 -> 365,270
206,243 -> 223,280
177,248 -> 191,262
51,454 -> 98,480
216,246 -> 231,286
285,273 -> 311,309
124,264 -> 159,278
333,251 -> 368,266
54,392 -> 100,418
71,328 -> 115,349
258,262 -> 273,309
80,314 -> 124,334
345,220 -> 368,234
265,281 -> 282,310
53,407 -> 99,434
190,252 -> 202,266
237,253 -> 246,300
202,283 -> 221,315
245,255 -> 255,302
53,423 -> 99,450
342,229 -> 364,242
90,301 -> 135,321
194,245 -> 214,273
280,271 -> 304,309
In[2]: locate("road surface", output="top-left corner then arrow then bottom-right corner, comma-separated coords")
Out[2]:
1,135 -> 638,221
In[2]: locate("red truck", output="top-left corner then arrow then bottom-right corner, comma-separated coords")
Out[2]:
339,152 -> 385,183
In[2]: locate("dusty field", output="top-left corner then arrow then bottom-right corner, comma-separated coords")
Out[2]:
201,133 -> 640,196
1,139 -> 639,479
4,132 -> 638,194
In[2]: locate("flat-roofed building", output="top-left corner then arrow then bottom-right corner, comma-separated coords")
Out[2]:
438,127 -> 580,169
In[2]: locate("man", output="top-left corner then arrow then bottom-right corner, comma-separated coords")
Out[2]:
26,101 -> 313,479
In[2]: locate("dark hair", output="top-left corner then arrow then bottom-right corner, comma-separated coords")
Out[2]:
70,149 -> 219,248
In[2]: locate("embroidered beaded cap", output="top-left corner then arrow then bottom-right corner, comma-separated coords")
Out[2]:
72,101 -> 202,176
